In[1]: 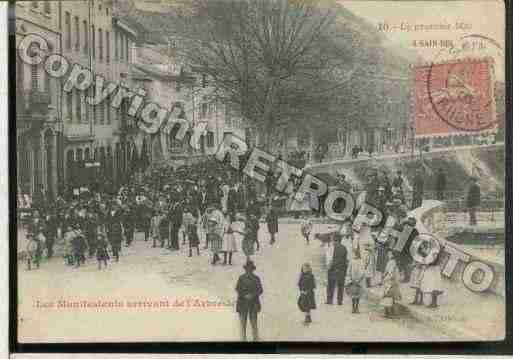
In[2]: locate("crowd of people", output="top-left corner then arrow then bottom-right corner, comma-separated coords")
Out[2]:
290,168 -> 446,326
22,158 -> 284,274
20,156 -> 469,341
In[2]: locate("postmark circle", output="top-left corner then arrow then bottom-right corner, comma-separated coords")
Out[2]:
426,34 -> 503,132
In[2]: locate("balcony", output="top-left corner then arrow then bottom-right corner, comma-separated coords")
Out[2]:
119,117 -> 138,134
16,90 -> 52,131
25,90 -> 51,116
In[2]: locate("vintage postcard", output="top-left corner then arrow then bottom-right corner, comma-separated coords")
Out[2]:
14,0 -> 505,343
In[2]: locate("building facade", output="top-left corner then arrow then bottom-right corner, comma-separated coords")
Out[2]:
16,0 -> 138,197
59,0 -> 138,192
130,39 -> 247,168
15,1 -> 61,198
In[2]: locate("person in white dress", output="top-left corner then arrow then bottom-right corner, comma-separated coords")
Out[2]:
221,214 -> 238,265
419,243 -> 444,308
221,182 -> 230,214
300,217 -> 313,245
362,244 -> 376,288
206,206 -> 225,265
231,213 -> 246,260
346,243 -> 364,313
381,250 -> 402,317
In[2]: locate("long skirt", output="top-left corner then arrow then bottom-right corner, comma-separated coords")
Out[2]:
410,265 -> 425,289
242,236 -> 254,257
188,226 -> 200,248
298,290 -> 316,312
375,244 -> 388,273
345,281 -> 363,299
222,233 -> 238,252
96,247 -> 109,261
208,233 -> 223,254
420,264 -> 443,294
383,280 -> 402,301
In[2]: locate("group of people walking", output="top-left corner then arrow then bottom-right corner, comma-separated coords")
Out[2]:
21,156 -> 470,342
22,159 -> 283,273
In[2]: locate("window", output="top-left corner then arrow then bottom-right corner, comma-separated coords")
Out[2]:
65,12 -> 71,50
16,61 -> 23,90
106,98 -> 111,124
91,25 -> 95,59
201,103 -> 208,118
30,64 -> 39,91
76,91 -> 82,122
106,31 -> 110,63
67,92 -> 73,121
85,96 -> 89,123
202,74 -> 208,88
106,7 -> 109,16
44,71 -> 50,92
98,28 -> 103,61
74,16 -> 80,51
99,102 -> 105,124
114,31 -> 118,60
119,34 -> 124,62
44,1 -> 50,13
125,37 -> 129,62
207,132 -> 215,147
83,20 -> 88,53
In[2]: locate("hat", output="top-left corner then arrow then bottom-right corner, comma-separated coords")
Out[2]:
243,260 -> 256,272
363,244 -> 372,251
235,213 -> 246,221
302,263 -> 312,273
405,217 -> 417,226
378,186 -> 385,191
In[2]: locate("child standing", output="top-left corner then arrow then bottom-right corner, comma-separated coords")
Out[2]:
26,232 -> 42,270
297,263 -> 316,325
182,207 -> 197,256
222,214 -> 238,265
381,250 -> 402,318
300,217 -> 313,245
232,213 -> 246,260
96,233 -> 109,270
150,211 -> 162,248
362,244 -> 376,288
346,246 -> 364,313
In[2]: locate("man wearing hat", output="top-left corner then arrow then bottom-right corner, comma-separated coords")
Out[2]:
325,232 -> 349,305
411,168 -> 424,210
336,171 -> 352,193
435,168 -> 447,200
206,204 -> 225,264
235,260 -> 263,341
106,205 -> 123,262
169,199 -> 184,250
71,223 -> 87,268
43,209 -> 59,259
466,176 -> 480,226
397,216 -> 418,283
392,170 -> 404,192
266,201 -> 279,245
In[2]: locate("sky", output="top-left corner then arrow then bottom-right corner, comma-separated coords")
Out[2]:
340,0 -> 505,80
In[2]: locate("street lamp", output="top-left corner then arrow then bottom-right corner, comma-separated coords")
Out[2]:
410,124 -> 415,157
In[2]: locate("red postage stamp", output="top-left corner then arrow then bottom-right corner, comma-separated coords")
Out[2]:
413,57 -> 497,136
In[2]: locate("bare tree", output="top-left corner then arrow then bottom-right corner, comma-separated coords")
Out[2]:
175,0 -> 368,150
